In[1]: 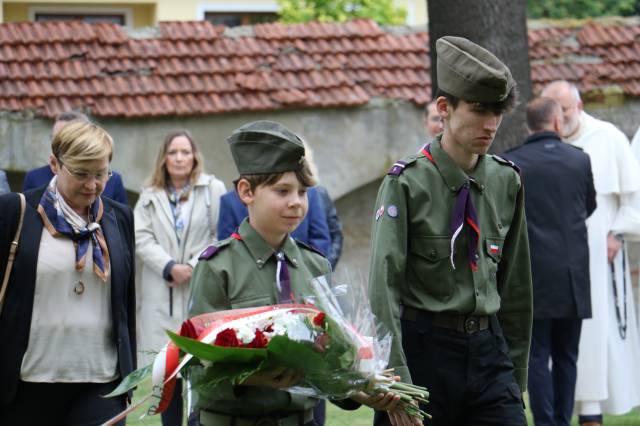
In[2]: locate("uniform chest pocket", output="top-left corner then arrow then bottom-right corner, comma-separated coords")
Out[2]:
485,237 -> 505,263
409,236 -> 453,300
410,236 -> 450,262
230,295 -> 273,309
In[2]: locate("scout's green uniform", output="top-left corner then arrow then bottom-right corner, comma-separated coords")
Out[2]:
188,218 -> 331,416
187,120 -> 357,425
369,137 -> 533,391
369,37 -> 533,426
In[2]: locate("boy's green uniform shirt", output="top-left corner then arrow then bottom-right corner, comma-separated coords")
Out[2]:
369,137 -> 533,392
188,218 -> 331,416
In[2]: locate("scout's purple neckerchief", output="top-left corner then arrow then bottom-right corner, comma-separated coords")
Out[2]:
275,251 -> 294,303
422,144 -> 480,271
37,176 -> 110,281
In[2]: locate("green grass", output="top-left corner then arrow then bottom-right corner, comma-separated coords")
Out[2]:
126,382 -> 640,425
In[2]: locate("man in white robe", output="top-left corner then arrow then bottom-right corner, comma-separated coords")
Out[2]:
543,81 -> 640,425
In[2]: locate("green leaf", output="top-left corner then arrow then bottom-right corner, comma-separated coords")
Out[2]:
102,364 -> 152,398
195,360 -> 266,388
266,335 -> 329,374
166,330 -> 268,363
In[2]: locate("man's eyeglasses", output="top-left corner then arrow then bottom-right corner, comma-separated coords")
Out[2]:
60,161 -> 113,182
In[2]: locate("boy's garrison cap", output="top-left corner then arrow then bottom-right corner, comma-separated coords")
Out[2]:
227,120 -> 305,175
436,36 -> 515,103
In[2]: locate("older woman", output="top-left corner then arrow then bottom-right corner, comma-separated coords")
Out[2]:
134,130 -> 225,426
0,121 -> 136,425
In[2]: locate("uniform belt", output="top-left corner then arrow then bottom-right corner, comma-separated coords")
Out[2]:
401,306 -> 490,334
199,409 -> 313,426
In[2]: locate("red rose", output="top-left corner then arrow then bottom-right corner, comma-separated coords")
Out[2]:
214,328 -> 240,347
179,319 -> 198,339
313,312 -> 326,328
246,329 -> 269,348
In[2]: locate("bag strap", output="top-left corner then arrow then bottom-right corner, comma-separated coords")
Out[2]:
0,193 -> 26,314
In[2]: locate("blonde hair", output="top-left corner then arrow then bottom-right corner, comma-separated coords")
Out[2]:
52,121 -> 113,169
146,130 -> 204,189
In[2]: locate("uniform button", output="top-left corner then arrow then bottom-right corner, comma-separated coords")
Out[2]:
474,254 -> 480,260
429,249 -> 437,259
292,258 -> 298,265
498,223 -> 503,229
257,258 -> 264,265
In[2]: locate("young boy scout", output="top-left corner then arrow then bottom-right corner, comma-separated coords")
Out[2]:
188,121 -> 412,426
369,37 -> 533,426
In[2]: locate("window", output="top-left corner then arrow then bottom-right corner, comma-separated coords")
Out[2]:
203,12 -> 277,27
199,3 -> 279,27
28,6 -> 133,27
34,13 -> 126,25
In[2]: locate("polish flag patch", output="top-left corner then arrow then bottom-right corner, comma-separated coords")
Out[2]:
489,244 -> 500,254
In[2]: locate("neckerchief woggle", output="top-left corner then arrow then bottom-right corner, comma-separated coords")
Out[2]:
37,176 -> 110,281
422,144 -> 480,271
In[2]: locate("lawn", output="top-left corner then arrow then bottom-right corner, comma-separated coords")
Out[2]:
126,383 -> 640,426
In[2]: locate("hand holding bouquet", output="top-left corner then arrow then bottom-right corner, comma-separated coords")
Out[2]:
103,274 -> 429,425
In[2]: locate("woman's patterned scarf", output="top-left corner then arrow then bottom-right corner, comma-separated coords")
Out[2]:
37,176 -> 110,282
167,183 -> 191,244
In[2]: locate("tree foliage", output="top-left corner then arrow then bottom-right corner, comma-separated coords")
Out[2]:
277,0 -> 407,25
527,0 -> 638,19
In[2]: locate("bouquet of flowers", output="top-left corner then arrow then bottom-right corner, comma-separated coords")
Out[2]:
103,274 -> 429,424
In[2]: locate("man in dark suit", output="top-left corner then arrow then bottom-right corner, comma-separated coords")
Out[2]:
504,97 -> 596,426
23,111 -> 128,205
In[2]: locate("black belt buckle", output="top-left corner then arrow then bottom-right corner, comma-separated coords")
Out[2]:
463,316 -> 480,334
459,315 -> 487,334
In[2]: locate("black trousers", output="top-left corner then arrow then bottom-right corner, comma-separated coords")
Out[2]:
161,379 -> 183,426
528,318 -> 582,426
0,380 -> 126,426
375,313 -> 526,426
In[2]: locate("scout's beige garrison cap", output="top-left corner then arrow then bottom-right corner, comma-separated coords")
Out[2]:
436,36 -> 515,103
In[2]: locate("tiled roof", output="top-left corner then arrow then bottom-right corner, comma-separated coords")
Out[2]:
1,19 -> 640,118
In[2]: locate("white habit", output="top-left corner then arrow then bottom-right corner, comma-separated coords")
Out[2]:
568,112 -> 640,415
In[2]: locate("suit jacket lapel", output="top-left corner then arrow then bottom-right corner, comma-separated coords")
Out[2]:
18,192 -> 46,317
101,204 -> 124,314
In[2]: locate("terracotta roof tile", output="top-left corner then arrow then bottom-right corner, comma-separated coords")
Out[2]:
2,19 -> 640,118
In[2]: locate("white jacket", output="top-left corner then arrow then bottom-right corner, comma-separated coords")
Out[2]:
134,173 -> 226,364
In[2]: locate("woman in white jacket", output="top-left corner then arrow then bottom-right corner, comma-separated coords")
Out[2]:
134,130 -> 225,426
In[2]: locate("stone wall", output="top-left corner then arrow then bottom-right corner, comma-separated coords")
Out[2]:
0,100 -> 428,199
3,98 -> 640,278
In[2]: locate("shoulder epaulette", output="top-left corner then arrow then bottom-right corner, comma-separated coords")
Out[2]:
387,156 -> 418,176
295,239 -> 326,258
198,239 -> 233,260
491,154 -> 520,173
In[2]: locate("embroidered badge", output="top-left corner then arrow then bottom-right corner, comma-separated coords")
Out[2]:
387,205 -> 398,218
375,205 -> 385,221
489,243 -> 500,255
